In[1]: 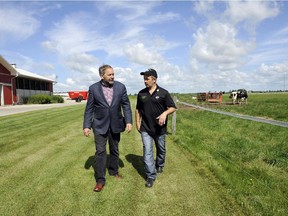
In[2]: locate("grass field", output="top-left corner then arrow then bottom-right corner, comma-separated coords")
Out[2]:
0,94 -> 287,215
175,92 -> 288,215
176,92 -> 288,122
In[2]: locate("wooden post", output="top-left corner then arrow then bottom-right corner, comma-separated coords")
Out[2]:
172,96 -> 177,135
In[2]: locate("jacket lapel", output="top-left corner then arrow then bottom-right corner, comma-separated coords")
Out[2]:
97,81 -> 109,106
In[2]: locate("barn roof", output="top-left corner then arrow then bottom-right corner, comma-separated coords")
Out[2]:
0,55 -> 18,76
16,68 -> 55,82
1,55 -> 55,83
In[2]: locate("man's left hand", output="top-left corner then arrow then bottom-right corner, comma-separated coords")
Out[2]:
156,113 -> 167,126
126,123 -> 132,133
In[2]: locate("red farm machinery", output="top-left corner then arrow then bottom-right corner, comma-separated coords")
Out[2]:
68,91 -> 88,102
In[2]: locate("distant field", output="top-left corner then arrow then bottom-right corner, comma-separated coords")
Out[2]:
175,92 -> 288,122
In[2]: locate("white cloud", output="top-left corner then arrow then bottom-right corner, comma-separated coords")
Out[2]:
43,13 -> 102,55
105,2 -> 158,22
249,25 -> 288,67
190,21 -> 255,70
194,1 -> 214,16
53,82 -> 71,92
261,26 -> 288,46
274,26 -> 288,37
63,53 -> 99,74
258,62 -> 288,77
186,1 -> 284,92
114,67 -> 143,93
0,7 -> 40,43
66,78 -> 75,85
44,73 -> 58,81
123,43 -> 164,65
226,1 -> 280,25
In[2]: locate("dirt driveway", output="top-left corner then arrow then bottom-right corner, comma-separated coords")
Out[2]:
0,98 -> 86,117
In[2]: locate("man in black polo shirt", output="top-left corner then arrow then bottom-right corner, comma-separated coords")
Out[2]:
135,68 -> 177,188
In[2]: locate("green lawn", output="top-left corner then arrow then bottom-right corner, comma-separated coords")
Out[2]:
174,93 -> 288,215
0,95 -> 287,215
0,103 -> 240,216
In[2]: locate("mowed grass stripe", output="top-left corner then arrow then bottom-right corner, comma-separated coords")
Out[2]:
0,105 -> 91,215
0,106 -> 83,151
0,122 -> 84,185
0,106 -> 85,169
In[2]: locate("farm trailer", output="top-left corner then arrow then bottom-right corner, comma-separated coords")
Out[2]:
197,92 -> 223,104
68,91 -> 88,102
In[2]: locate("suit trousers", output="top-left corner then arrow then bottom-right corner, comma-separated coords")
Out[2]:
93,129 -> 120,184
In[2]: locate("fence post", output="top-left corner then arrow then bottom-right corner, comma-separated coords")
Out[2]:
172,96 -> 177,135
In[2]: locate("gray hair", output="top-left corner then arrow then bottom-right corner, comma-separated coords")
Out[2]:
99,64 -> 113,76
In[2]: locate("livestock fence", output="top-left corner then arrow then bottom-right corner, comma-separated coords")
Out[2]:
173,97 -> 288,129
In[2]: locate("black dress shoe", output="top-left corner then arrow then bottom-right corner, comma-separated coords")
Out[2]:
145,178 -> 154,188
156,167 -> 163,173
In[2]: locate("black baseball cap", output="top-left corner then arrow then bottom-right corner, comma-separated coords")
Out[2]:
140,68 -> 158,78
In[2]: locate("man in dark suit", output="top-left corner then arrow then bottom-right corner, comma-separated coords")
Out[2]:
83,64 -> 132,192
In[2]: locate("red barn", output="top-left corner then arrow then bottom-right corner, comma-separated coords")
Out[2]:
0,55 -> 55,106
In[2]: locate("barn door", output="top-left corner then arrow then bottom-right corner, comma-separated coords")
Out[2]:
3,85 -> 13,105
0,84 -> 3,106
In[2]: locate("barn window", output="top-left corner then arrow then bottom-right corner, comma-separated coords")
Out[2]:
40,82 -> 45,90
45,82 -> 49,90
16,77 -> 51,91
30,80 -> 35,90
35,81 -> 40,90
16,78 -> 24,89
24,79 -> 30,89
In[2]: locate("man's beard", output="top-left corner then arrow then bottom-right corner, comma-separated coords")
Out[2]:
102,79 -> 114,87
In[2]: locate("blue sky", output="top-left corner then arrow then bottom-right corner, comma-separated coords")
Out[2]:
1,0 -> 287,94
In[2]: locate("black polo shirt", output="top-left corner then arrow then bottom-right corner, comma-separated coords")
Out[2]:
136,85 -> 176,136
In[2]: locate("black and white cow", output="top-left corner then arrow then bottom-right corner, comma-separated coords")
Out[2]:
229,89 -> 248,104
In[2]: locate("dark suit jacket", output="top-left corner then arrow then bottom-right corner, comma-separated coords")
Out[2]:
83,80 -> 132,134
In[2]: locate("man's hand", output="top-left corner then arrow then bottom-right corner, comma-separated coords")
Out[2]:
126,123 -> 132,133
156,113 -> 167,126
136,122 -> 141,133
83,128 -> 91,137
156,108 -> 176,126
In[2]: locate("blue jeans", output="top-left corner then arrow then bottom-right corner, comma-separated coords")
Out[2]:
141,132 -> 166,180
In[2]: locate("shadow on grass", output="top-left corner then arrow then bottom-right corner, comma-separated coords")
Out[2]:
84,155 -> 125,181
125,154 -> 146,180
84,155 -> 124,169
